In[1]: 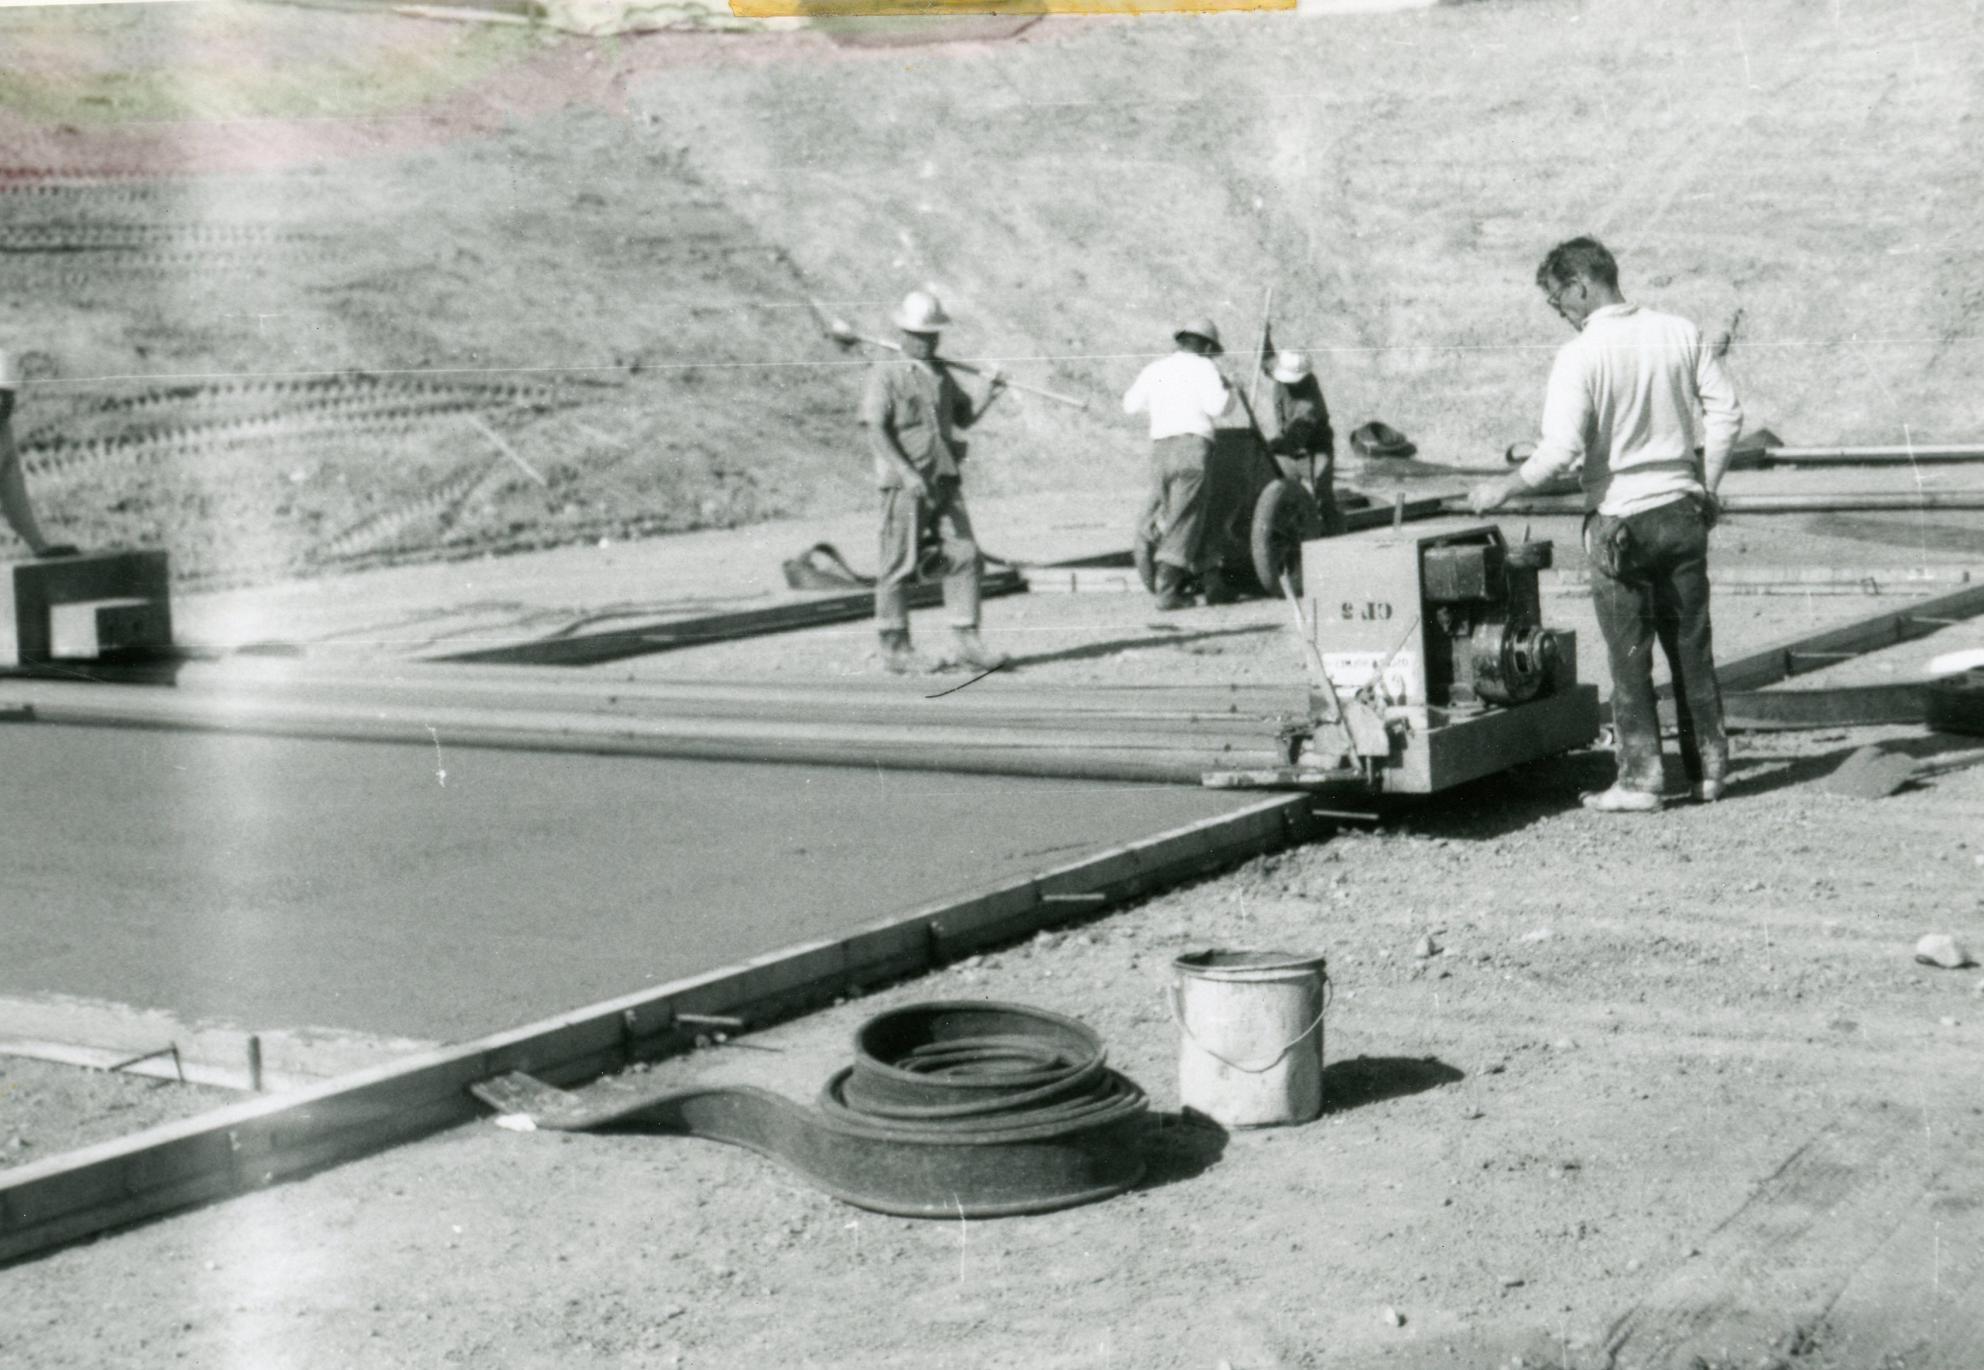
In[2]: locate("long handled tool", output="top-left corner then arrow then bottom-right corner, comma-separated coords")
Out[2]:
807,299 -> 1089,410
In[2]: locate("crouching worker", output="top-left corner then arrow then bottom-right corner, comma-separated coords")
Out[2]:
861,288 -> 1008,675
1263,348 -> 1345,536
0,344 -> 77,559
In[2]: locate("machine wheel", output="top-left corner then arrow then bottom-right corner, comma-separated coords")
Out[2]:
1926,668 -> 1984,736
1250,479 -> 1323,595
1132,528 -> 1158,594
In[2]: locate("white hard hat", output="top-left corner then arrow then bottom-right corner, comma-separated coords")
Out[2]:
891,289 -> 951,333
1269,349 -> 1311,384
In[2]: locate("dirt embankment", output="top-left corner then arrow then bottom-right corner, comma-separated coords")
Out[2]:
3,0 -> 1981,585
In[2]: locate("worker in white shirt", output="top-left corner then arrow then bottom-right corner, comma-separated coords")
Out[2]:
1122,318 -> 1231,611
0,344 -> 76,559
1469,236 -> 1743,813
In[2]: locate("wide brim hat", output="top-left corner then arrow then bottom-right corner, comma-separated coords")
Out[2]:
1173,317 -> 1223,353
1269,349 -> 1311,384
1350,420 -> 1418,460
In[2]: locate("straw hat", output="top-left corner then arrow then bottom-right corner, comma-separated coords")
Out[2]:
1350,421 -> 1418,460
1173,317 -> 1223,353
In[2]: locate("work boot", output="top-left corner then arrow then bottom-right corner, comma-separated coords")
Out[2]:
878,629 -> 923,676
1154,564 -> 1193,612
1580,785 -> 1663,814
1691,745 -> 1730,803
950,626 -> 1009,672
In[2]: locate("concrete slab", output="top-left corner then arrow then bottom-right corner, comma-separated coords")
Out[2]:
0,721 -> 1255,1047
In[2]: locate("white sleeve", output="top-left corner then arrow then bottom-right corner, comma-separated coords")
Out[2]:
1517,343 -> 1589,488
0,350 -> 17,390
1121,365 -> 1150,416
1694,334 -> 1743,467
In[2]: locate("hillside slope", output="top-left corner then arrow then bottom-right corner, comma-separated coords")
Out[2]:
0,1 -> 1976,582
636,0 -> 1983,474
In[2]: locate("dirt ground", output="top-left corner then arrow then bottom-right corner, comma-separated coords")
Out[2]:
6,714 -> 1983,1370
6,2 -> 1984,1368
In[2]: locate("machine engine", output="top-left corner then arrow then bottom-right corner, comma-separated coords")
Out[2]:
1420,535 -> 1560,710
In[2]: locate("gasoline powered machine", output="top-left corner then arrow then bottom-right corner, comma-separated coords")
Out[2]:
1206,525 -> 1601,793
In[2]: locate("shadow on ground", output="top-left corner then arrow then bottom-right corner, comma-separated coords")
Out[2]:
1719,733 -> 1984,801
1009,623 -> 1279,669
1361,727 -> 1984,837
1375,749 -> 1612,840
1322,1055 -> 1466,1115
1136,1110 -> 1230,1193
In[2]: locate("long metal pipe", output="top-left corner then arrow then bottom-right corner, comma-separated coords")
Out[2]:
1476,491 -> 1984,516
1764,445 -> 1984,465
143,661 -> 1306,735
5,682 -> 1281,786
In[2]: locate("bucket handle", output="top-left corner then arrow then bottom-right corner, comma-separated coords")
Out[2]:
1164,975 -> 1332,1075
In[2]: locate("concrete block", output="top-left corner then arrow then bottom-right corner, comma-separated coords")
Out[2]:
11,550 -> 172,665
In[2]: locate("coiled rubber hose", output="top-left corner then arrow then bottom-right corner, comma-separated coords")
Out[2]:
473,1000 -> 1149,1219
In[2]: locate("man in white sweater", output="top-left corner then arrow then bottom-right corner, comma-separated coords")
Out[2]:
1122,318 -> 1231,610
1470,237 -> 1743,812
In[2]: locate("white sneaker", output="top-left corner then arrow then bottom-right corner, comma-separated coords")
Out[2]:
1692,779 -> 1726,803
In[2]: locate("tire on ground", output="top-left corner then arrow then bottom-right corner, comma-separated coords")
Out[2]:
1250,478 -> 1323,595
1926,668 -> 1984,736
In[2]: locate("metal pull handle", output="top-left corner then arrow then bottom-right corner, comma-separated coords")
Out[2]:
1164,977 -> 1331,1075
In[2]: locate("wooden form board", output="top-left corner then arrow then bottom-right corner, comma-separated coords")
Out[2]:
433,568 -> 1026,667
1642,580 -> 1984,730
0,792 -> 1326,1265
1696,580 -> 1984,695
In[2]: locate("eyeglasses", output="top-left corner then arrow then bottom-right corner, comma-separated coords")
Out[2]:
1544,279 -> 1584,311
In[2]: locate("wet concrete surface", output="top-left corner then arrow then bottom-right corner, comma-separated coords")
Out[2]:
1,723 -> 1250,1044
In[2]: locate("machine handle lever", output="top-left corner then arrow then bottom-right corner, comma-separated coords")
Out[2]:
1279,571 -> 1343,723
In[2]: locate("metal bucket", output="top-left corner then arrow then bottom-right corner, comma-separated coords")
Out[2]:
1170,949 -> 1329,1127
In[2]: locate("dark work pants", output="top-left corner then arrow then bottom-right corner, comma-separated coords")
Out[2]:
1586,496 -> 1728,795
875,478 -> 981,633
1274,452 -> 1346,535
1143,434 -> 1212,573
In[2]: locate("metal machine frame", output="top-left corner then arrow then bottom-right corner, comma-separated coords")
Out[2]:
1207,524 -> 1601,794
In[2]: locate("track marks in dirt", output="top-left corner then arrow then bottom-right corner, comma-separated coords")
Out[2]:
1599,1109 -> 1972,1368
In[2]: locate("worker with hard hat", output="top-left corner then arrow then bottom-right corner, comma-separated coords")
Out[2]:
859,287 -> 1008,675
1262,347 -> 1345,536
1121,318 -> 1232,611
